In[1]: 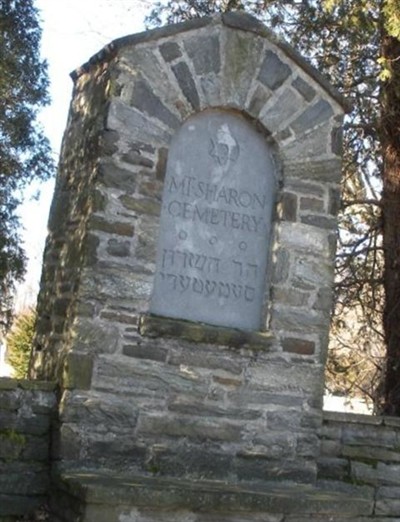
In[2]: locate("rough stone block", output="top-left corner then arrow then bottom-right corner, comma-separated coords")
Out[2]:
89,216 -> 134,237
292,76 -> 316,102
139,314 -> 275,351
171,61 -> 200,110
291,99 -> 334,134
258,50 -> 291,90
131,78 -> 180,130
300,214 -> 337,230
106,238 -> 131,257
122,344 -> 168,363
119,194 -> 161,216
184,34 -> 220,75
98,161 -> 137,192
0,494 -> 44,517
247,84 -> 272,118
63,352 -> 93,390
300,197 -> 325,213
318,457 -> 349,481
137,413 -> 243,443
261,87 -> 303,132
375,499 -> 400,516
282,337 -> 315,355
159,41 -> 182,62
223,29 -> 263,107
281,192 -> 298,221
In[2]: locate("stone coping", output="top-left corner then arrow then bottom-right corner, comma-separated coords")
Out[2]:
139,314 -> 276,351
71,12 -> 350,112
55,471 -> 373,516
0,377 -> 57,391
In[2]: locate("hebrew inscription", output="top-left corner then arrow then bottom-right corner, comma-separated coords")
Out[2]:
151,111 -> 276,330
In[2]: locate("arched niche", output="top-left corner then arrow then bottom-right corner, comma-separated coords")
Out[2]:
151,110 -> 277,330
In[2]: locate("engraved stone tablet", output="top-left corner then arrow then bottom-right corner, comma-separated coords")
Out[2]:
151,111 -> 276,330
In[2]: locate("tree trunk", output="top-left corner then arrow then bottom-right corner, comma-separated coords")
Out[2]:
381,33 -> 400,414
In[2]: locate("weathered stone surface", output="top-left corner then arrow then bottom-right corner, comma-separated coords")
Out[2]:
261,87 -> 303,132
59,391 -> 138,428
300,197 -> 324,212
139,314 -> 275,350
168,396 -> 261,421
258,50 -> 291,90
159,41 -> 182,62
184,34 -> 220,75
291,99 -> 334,135
284,158 -> 342,183
171,61 -> 200,110
135,217 -> 158,261
375,499 -> 400,516
300,214 -> 337,230
247,84 -> 272,118
282,124 -> 331,160
131,79 -> 181,130
107,99 -> 172,145
106,239 -> 131,257
329,187 -> 342,215
282,337 -> 315,355
137,412 -> 243,442
93,354 -> 208,398
89,216 -> 134,237
98,161 -> 137,192
122,344 -> 168,362
56,471 -> 373,515
281,192 -> 297,221
318,457 -> 349,481
119,195 -> 161,216
271,306 -> 329,333
63,352 -> 93,390
292,76 -> 316,102
223,29 -> 263,107
0,494 -> 44,517
292,256 -> 333,289
272,287 -> 309,307
271,248 -> 290,284
151,110 -> 277,330
278,222 -> 332,257
199,73 -> 221,106
120,151 -> 154,169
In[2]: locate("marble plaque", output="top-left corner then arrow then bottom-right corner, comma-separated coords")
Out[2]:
150,111 -> 276,330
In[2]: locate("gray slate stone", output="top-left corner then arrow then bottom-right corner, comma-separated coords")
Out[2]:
257,51 -> 291,90
184,34 -> 220,75
172,61 -> 200,110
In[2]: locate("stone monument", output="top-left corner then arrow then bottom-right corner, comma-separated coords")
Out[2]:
29,12 -> 349,521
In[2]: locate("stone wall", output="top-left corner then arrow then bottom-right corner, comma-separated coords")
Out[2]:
49,411 -> 400,521
0,378 -> 56,520
29,13 -> 347,485
319,411 -> 400,517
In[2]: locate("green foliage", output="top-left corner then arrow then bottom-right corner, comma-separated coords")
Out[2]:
6,308 -> 36,378
0,0 -> 54,332
383,0 -> 400,39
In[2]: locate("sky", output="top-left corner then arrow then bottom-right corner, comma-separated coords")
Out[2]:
15,0 -> 149,309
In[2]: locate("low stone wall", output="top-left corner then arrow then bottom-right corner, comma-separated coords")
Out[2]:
2,375 -> 400,521
319,410 -> 400,518
0,378 -> 56,521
